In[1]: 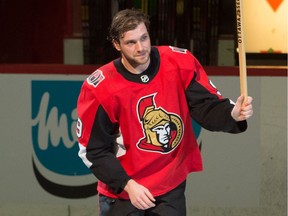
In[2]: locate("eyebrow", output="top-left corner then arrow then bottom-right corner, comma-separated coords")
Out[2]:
122,32 -> 149,44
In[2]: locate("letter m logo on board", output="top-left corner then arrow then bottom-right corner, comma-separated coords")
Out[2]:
31,80 -> 96,198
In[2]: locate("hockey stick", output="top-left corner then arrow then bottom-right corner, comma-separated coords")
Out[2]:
235,0 -> 248,102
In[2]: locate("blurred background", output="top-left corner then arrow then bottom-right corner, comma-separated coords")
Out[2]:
0,0 -> 287,66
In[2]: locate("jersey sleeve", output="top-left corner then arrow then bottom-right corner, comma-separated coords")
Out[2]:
184,54 -> 247,133
76,81 -> 131,194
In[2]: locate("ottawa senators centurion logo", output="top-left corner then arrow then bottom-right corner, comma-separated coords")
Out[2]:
136,94 -> 183,153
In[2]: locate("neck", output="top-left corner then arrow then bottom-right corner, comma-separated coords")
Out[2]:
121,58 -> 150,74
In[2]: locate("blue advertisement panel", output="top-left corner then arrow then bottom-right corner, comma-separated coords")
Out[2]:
31,80 -> 97,198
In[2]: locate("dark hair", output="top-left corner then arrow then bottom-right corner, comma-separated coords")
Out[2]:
108,9 -> 150,43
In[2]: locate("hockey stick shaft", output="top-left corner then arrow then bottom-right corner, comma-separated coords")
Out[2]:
236,0 -> 248,102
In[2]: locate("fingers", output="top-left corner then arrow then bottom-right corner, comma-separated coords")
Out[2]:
241,106 -> 253,119
145,189 -> 156,203
125,180 -> 155,210
236,95 -> 245,106
237,95 -> 253,106
132,189 -> 156,210
238,109 -> 253,120
243,96 -> 253,106
136,200 -> 155,210
231,95 -> 253,121
239,96 -> 253,120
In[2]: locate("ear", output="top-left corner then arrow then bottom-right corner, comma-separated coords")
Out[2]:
113,40 -> 121,51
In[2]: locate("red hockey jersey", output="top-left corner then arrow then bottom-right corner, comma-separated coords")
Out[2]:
76,46 -> 247,199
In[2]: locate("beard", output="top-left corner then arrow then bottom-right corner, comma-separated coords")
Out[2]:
123,48 -> 151,70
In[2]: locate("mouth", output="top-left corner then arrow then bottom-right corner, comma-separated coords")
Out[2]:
136,52 -> 147,58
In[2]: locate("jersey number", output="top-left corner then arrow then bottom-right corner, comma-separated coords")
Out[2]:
76,118 -> 83,138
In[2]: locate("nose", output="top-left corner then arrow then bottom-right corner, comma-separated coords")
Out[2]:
135,41 -> 144,52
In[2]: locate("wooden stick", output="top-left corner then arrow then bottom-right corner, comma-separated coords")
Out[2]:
235,0 -> 248,102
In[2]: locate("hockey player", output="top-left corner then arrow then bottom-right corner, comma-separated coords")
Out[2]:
76,8 -> 253,216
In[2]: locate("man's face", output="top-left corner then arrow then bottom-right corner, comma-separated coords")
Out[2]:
113,22 -> 151,73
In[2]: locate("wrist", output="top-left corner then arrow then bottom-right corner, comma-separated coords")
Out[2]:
123,179 -> 134,192
121,178 -> 132,191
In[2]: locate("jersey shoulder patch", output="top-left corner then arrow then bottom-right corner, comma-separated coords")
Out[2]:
87,70 -> 105,88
